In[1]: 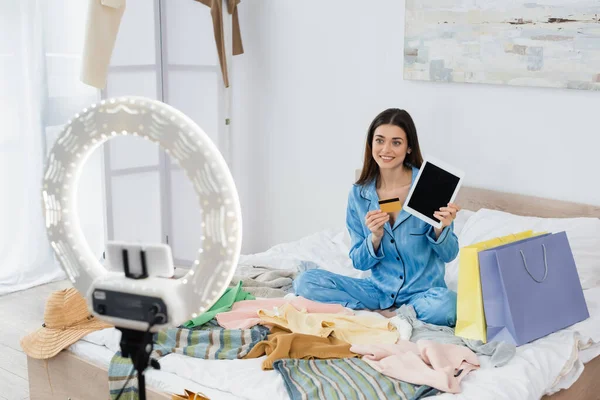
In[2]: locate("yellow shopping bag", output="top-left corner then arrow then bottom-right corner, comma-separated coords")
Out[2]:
455,230 -> 543,342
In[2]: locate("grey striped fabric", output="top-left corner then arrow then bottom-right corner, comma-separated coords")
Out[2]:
273,358 -> 439,400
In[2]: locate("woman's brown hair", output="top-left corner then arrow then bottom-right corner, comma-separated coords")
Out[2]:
356,108 -> 423,186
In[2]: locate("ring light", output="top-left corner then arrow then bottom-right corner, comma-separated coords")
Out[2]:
42,96 -> 242,332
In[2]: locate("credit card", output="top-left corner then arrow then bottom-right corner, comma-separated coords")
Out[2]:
379,198 -> 401,213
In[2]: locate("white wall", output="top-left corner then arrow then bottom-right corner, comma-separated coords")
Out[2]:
232,0 -> 600,253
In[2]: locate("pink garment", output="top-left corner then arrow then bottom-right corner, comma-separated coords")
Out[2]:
350,340 -> 479,394
216,297 -> 353,329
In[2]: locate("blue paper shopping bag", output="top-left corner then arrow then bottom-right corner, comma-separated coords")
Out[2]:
479,232 -> 589,346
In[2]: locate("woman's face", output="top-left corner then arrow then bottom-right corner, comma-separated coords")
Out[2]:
371,124 -> 409,171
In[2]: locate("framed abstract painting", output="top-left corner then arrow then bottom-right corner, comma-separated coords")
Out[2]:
404,1 -> 600,91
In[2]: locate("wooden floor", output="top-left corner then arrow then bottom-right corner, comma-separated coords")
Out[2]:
0,280 -> 72,400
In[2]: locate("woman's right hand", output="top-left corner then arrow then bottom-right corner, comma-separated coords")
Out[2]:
365,210 -> 389,239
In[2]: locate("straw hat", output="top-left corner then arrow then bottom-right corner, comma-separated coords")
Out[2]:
20,287 -> 113,359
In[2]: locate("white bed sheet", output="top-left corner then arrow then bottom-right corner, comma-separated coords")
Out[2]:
69,226 -> 600,400
68,340 -> 245,400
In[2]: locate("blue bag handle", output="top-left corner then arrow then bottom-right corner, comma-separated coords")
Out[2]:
519,244 -> 548,283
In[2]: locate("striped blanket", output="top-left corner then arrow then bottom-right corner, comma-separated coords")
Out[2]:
153,322 -> 269,359
273,358 -> 440,400
108,352 -> 138,400
108,322 -> 269,399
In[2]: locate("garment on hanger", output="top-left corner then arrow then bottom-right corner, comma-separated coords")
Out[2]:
80,0 -> 243,89
195,0 -> 244,87
80,0 -> 126,89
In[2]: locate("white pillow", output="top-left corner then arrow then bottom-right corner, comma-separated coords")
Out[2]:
454,209 -> 475,236
445,208 -> 600,291
443,209 -> 474,290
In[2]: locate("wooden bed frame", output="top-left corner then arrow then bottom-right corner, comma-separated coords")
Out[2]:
27,186 -> 600,400
27,352 -> 170,400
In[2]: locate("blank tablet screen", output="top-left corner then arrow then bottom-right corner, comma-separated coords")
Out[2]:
407,162 -> 460,220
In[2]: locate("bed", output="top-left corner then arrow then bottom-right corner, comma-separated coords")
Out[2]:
26,186 -> 600,400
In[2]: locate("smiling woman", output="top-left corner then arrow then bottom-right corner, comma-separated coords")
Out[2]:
294,109 -> 461,327
359,109 -> 423,226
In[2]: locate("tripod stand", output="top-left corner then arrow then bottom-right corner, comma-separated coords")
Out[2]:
117,327 -> 160,400
112,249 -> 165,400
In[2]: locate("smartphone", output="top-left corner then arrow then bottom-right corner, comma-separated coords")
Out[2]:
105,241 -> 174,278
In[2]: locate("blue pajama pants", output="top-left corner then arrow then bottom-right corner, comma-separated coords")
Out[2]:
293,269 -> 457,327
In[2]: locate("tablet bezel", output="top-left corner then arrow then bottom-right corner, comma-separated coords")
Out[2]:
402,155 -> 465,229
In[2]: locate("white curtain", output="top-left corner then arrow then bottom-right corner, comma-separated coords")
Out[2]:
0,0 -> 102,295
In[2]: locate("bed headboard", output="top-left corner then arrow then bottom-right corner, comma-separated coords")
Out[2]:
456,187 -> 600,219
353,169 -> 600,219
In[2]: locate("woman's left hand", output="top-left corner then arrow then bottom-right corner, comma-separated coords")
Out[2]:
434,202 -> 461,229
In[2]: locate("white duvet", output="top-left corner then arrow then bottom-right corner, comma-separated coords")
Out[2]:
72,224 -> 600,400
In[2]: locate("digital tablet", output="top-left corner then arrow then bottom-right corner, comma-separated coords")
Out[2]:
403,156 -> 465,229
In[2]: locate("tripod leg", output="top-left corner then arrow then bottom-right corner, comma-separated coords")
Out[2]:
138,372 -> 146,400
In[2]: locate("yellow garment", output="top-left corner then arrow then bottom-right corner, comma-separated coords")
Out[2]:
80,0 -> 244,89
172,389 -> 209,400
257,303 -> 399,345
455,230 -> 544,342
